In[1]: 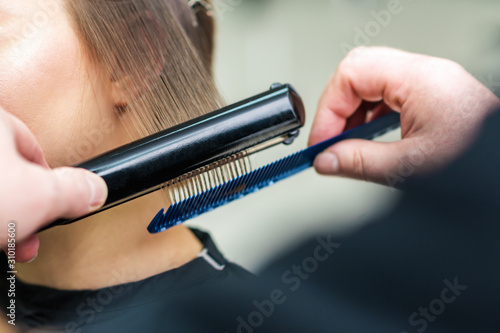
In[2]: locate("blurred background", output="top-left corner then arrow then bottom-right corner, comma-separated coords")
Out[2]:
188,0 -> 500,272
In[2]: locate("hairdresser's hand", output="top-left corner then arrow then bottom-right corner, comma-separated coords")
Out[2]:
310,47 -> 500,185
0,108 -> 108,262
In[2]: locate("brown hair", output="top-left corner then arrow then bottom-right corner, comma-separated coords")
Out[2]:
65,0 -> 222,137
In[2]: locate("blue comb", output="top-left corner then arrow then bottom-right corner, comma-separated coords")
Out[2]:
148,112 -> 401,233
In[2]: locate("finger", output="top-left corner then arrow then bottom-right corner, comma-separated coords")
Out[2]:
308,70 -> 355,146
38,167 -> 108,225
309,47 -> 411,146
314,139 -> 412,184
367,102 -> 393,123
14,234 -> 40,263
7,113 -> 49,168
343,101 -> 384,131
344,106 -> 368,131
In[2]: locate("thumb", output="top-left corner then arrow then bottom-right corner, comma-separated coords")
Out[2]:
40,167 -> 108,225
1,235 -> 39,263
15,235 -> 40,263
314,139 -> 409,184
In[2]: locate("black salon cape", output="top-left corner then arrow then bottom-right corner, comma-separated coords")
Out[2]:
0,230 -> 256,332
2,110 -> 500,332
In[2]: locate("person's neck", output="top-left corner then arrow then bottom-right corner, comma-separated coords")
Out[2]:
16,191 -> 203,290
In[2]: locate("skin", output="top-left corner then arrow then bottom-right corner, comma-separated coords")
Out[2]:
0,107 -> 107,262
1,1 -> 202,290
310,47 -> 500,184
0,317 -> 14,333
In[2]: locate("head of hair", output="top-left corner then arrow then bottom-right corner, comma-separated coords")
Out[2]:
65,0 -> 222,138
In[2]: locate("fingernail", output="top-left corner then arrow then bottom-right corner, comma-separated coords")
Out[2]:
85,173 -> 108,210
26,252 -> 39,263
315,152 -> 340,174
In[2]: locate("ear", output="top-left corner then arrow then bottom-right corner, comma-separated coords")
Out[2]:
110,77 -> 127,110
109,9 -> 166,112
110,75 -> 138,111
109,75 -> 146,139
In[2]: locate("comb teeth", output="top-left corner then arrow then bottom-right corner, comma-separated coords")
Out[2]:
166,152 -> 252,203
148,151 -> 310,233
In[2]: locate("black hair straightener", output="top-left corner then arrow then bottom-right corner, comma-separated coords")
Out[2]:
43,84 -> 400,233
